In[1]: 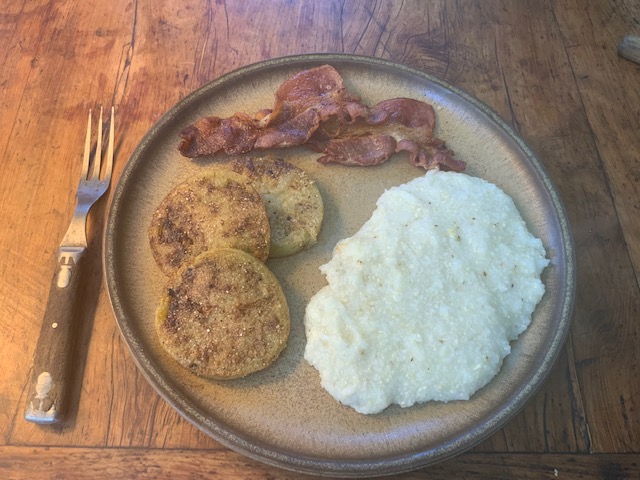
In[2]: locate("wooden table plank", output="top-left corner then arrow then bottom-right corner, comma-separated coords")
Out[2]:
1,446 -> 639,479
5,0 -> 134,446
551,0 -> 640,453
0,0 -> 92,443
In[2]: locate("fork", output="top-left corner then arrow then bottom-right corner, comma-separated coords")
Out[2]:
25,107 -> 115,424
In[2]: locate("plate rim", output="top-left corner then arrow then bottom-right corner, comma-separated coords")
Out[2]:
104,53 -> 576,477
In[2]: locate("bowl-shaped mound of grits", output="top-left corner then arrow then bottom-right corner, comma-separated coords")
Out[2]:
304,170 -> 550,415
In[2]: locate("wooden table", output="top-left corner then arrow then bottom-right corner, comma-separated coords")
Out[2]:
2,1 -> 639,478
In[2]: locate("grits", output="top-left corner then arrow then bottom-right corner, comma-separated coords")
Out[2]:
303,170 -> 549,414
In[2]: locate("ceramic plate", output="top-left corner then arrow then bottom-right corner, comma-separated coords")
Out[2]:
104,54 -> 575,477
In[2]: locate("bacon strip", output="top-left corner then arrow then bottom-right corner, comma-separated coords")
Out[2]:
178,113 -> 258,157
178,65 -> 465,172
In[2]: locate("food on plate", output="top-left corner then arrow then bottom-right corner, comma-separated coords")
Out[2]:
304,170 -> 549,414
149,170 -> 270,276
224,156 -> 324,257
155,248 -> 290,379
308,97 -> 461,170
178,65 -> 465,172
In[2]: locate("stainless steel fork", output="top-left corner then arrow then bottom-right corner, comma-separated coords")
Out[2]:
25,107 -> 115,424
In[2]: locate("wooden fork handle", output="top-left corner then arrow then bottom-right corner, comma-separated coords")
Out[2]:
25,246 -> 86,424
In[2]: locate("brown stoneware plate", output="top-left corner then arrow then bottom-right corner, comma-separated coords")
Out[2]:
104,54 -> 575,477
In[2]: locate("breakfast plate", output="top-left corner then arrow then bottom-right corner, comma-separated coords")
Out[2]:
104,54 -> 575,476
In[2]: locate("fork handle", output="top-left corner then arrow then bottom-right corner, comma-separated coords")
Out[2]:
25,246 -> 86,424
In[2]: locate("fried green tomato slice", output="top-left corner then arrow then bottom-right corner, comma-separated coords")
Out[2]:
227,156 -> 324,257
155,248 -> 290,379
149,170 -> 270,275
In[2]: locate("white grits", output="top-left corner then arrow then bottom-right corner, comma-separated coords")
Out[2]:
303,170 -> 549,414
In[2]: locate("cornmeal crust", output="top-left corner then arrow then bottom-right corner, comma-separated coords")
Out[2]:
227,156 -> 324,257
156,248 -> 290,379
149,170 -> 270,275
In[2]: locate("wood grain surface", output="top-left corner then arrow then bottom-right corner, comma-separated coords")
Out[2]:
1,0 -> 639,478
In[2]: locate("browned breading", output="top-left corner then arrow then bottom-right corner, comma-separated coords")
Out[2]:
149,170 -> 270,276
156,248 -> 290,379
225,156 -> 324,257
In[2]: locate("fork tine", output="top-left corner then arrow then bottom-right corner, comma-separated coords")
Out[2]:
105,106 -> 114,179
91,106 -> 103,180
82,109 -> 92,179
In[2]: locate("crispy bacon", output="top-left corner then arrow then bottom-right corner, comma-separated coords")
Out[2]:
254,108 -> 320,149
178,65 -> 465,172
263,63 -> 362,126
178,113 -> 258,157
308,97 -> 464,171
313,135 -> 397,166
